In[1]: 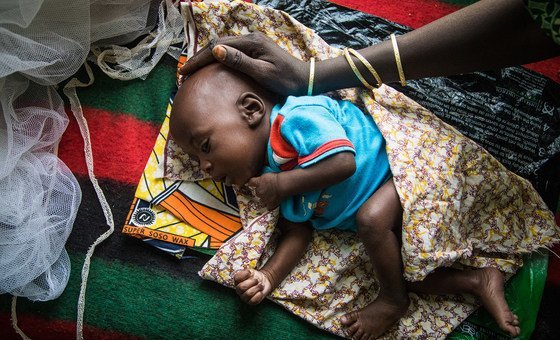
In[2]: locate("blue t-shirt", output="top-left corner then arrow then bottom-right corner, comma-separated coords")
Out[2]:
264,95 -> 391,231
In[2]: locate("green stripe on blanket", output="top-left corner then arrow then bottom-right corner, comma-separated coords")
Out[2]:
75,61 -> 176,123
1,252 -> 336,339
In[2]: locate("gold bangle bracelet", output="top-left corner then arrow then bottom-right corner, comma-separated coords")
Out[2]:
307,57 -> 315,96
390,33 -> 407,86
347,48 -> 382,87
343,48 -> 376,91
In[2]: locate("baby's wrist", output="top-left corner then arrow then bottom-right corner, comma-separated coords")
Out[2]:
274,172 -> 287,200
259,267 -> 278,292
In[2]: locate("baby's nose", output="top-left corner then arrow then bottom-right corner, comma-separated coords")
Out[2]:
200,159 -> 212,173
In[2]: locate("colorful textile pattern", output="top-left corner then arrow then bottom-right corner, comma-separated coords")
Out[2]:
364,85 -> 558,281
167,0 -> 560,338
122,104 -> 242,256
525,0 -> 560,45
1,1 -> 559,340
265,95 -> 390,232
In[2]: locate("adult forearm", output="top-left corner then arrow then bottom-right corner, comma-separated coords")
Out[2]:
400,0 -> 560,78
314,0 -> 560,92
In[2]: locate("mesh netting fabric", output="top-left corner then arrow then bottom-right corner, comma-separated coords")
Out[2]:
91,0 -> 184,80
0,75 -> 80,301
0,0 -> 184,301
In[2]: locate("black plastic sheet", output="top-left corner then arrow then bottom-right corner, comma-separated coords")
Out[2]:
256,0 -> 560,209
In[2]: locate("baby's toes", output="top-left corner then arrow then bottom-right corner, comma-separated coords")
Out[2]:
512,314 -> 519,326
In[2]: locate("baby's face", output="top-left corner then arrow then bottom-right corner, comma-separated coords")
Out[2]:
170,92 -> 267,186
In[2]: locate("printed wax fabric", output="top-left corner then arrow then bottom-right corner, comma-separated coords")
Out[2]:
122,104 -> 242,257
161,0 -> 560,338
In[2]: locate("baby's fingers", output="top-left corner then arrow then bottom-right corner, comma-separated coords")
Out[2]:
247,291 -> 265,305
233,269 -> 252,284
235,276 -> 261,294
240,284 -> 265,305
265,198 -> 280,211
247,177 -> 260,188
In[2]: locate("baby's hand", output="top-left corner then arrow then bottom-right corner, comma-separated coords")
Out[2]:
233,269 -> 273,305
247,173 -> 281,210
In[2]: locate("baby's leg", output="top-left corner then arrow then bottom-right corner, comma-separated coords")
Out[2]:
341,178 -> 408,339
407,267 -> 520,336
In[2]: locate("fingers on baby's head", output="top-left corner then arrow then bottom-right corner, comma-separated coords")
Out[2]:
233,269 -> 253,281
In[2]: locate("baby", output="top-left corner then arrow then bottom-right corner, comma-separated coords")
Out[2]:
169,63 -> 520,338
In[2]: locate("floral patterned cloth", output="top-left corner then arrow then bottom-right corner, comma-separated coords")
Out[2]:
169,1 -> 560,338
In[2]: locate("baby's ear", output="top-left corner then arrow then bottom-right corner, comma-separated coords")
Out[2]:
237,92 -> 265,128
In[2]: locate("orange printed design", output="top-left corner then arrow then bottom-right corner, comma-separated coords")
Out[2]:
157,187 -> 241,247
123,104 -> 243,255
176,54 -> 188,81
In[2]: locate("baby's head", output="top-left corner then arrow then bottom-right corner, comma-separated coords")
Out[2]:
170,63 -> 277,186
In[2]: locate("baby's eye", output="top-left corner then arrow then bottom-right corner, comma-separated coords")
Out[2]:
200,139 -> 210,153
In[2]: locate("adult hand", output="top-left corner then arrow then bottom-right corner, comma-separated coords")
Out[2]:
179,32 -> 309,96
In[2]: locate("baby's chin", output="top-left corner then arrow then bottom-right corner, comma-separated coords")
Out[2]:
222,175 -> 246,187
234,177 -> 250,187
234,173 -> 259,187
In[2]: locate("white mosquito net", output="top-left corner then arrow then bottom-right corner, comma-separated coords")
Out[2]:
0,0 -> 184,301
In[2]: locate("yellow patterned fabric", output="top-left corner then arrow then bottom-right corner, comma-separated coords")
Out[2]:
171,0 -> 560,337
123,104 -> 242,253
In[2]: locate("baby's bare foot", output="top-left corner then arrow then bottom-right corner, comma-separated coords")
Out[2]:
472,267 -> 520,337
341,296 -> 409,339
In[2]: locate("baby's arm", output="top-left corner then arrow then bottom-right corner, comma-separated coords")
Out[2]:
234,218 -> 313,305
249,151 -> 356,209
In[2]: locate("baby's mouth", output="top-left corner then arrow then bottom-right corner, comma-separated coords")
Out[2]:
214,175 -> 233,186
224,177 -> 233,186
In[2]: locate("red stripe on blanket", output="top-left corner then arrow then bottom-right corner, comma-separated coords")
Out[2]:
330,0 -> 560,83
525,59 -> 560,83
59,107 -> 160,185
329,0 -> 460,28
0,312 -> 138,339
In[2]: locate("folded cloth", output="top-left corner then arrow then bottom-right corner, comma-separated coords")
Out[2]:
122,107 -> 242,256
162,0 -> 560,337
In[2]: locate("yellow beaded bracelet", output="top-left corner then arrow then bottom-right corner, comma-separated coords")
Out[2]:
390,33 -> 407,86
